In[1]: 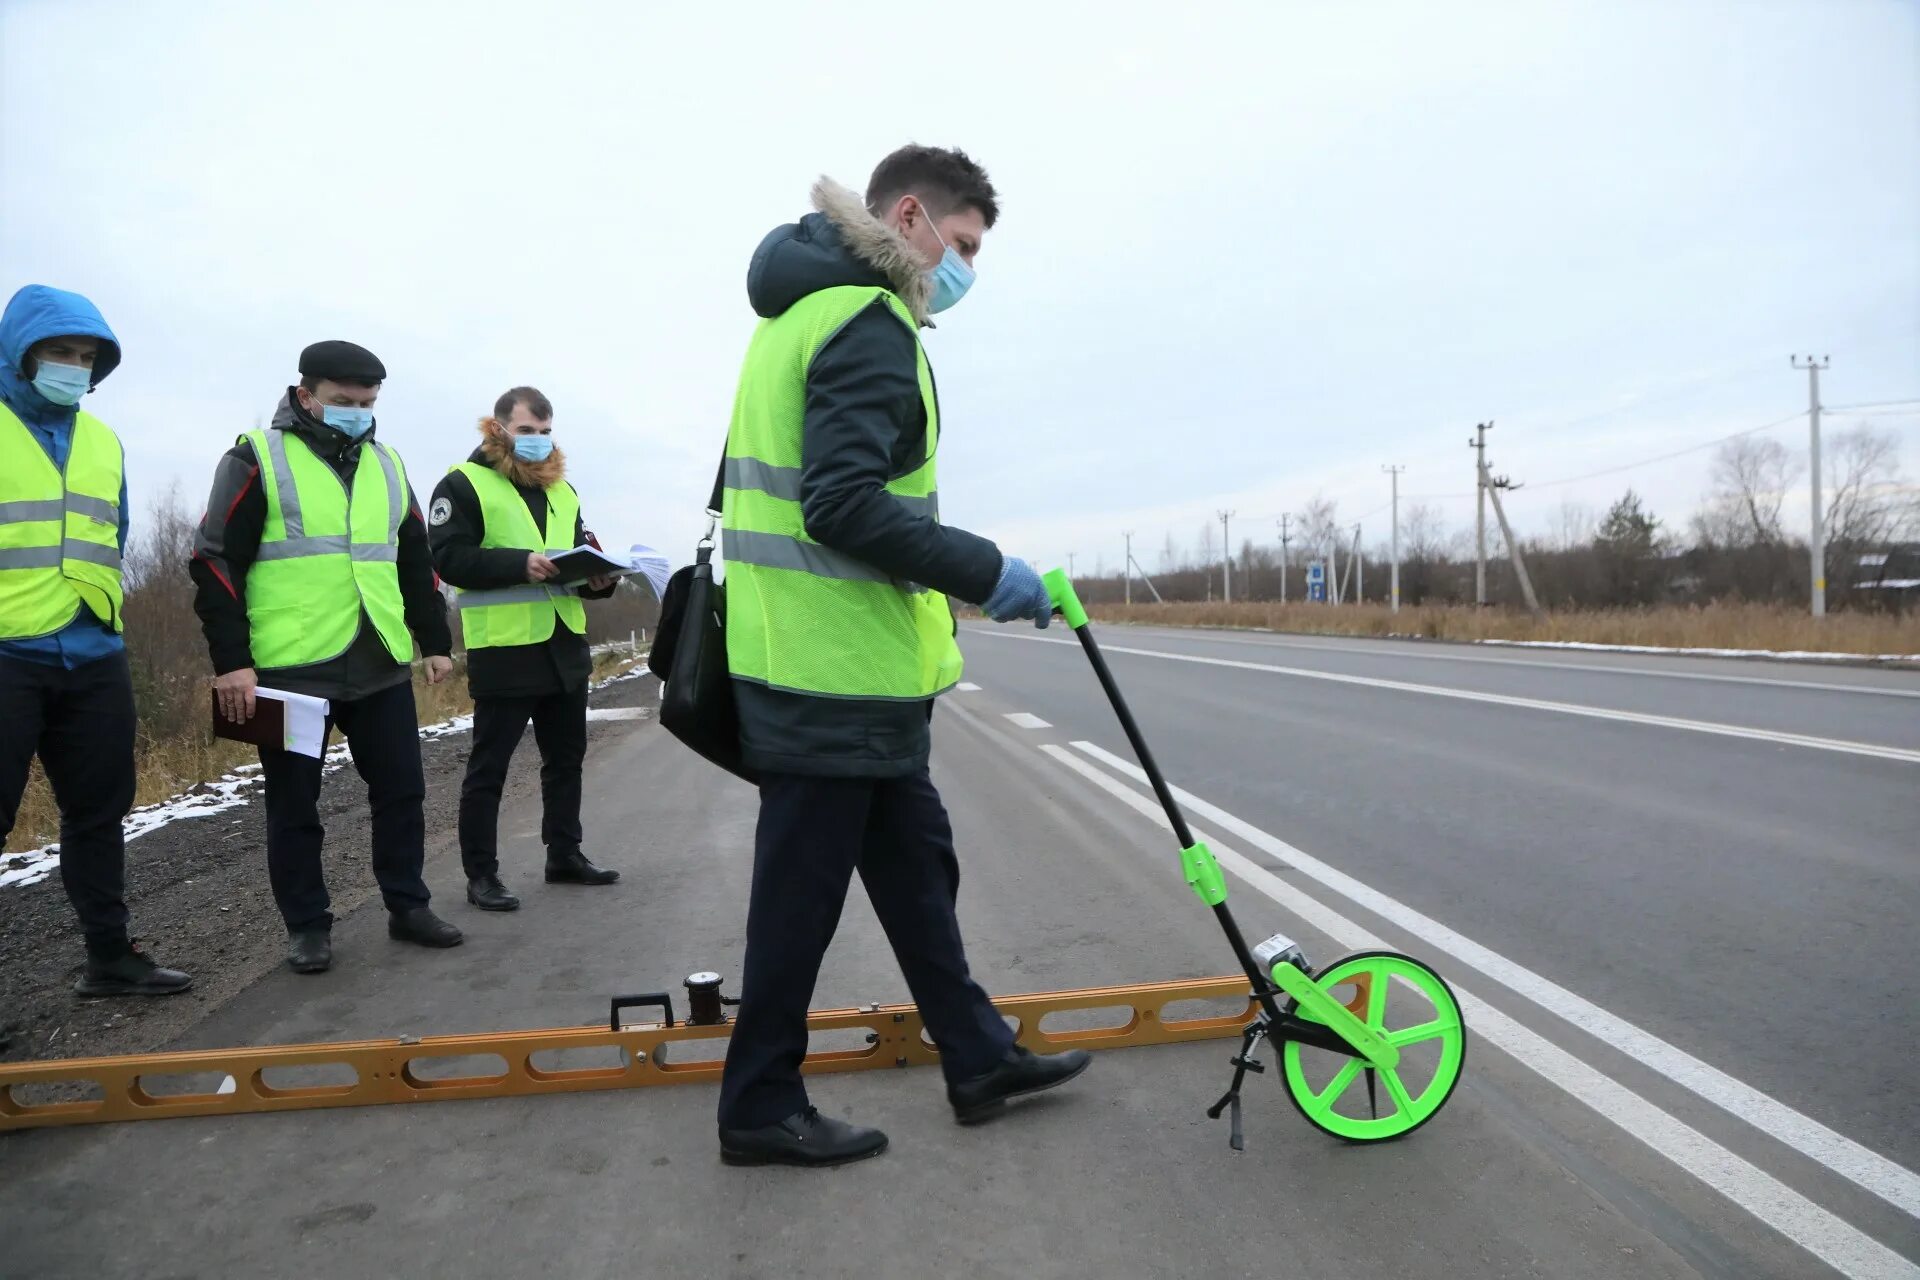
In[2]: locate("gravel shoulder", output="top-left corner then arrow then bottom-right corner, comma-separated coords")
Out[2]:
0,670 -> 656,1065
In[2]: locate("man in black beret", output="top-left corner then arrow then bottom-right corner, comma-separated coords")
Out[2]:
188,340 -> 464,974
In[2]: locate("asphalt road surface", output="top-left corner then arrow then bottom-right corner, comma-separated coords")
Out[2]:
2,625 -> 1916,1279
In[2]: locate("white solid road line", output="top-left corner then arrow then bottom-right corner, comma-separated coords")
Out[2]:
957,682 -> 983,691
1069,737 -> 1920,1224
979,631 -> 1920,764
1003,712 -> 1052,729
1038,743 -> 1920,1280
1099,627 -> 1920,700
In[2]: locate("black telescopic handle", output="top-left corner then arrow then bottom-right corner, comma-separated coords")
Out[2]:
1064,619 -> 1197,850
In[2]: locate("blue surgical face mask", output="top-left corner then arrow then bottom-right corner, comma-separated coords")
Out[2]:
31,361 -> 92,407
919,206 -> 975,314
513,434 -> 555,462
320,405 -> 375,438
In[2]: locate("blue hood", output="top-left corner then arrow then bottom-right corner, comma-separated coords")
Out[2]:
0,284 -> 123,428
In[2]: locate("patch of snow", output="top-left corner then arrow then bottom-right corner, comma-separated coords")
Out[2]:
417,713 -> 474,741
4,706 -> 484,893
0,848 -> 61,890
1473,638 -> 1920,665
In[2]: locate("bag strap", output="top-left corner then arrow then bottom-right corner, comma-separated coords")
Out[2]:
706,449 -> 725,516
697,445 -> 726,567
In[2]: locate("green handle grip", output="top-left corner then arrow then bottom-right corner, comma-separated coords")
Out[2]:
1043,569 -> 1088,629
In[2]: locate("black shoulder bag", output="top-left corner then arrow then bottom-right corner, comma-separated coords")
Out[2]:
648,456 -> 758,784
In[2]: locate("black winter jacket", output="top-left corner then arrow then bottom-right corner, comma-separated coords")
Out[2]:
731,178 -> 1004,778
188,390 -> 451,702
427,445 -> 615,699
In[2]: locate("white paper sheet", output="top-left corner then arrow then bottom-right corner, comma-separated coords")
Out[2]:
257,687 -> 330,758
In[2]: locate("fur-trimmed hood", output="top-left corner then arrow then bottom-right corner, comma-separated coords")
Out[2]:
746,177 -> 934,326
473,419 -> 567,490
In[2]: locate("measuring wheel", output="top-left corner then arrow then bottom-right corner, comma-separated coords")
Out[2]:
1280,951 -> 1466,1143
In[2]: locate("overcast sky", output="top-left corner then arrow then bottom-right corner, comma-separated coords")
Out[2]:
4,0 -> 1915,579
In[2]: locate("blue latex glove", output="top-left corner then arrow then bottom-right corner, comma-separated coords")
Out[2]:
983,556 -> 1053,627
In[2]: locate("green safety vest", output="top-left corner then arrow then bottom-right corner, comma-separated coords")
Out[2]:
0,403 -> 124,640
448,461 -> 587,648
721,285 -> 961,700
243,427 -> 414,670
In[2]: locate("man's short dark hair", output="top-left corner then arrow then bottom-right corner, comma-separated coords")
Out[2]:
495,385 -> 552,421
866,145 -> 999,229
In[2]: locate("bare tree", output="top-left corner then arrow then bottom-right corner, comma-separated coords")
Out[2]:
1692,436 -> 1801,547
1824,424 -> 1920,598
1296,494 -> 1341,558
1160,531 -> 1179,574
1825,424 -> 1915,549
1552,499 -> 1598,552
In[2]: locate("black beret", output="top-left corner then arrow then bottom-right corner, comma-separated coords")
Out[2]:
298,340 -> 386,384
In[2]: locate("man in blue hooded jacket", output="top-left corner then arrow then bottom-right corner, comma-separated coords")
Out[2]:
0,284 -> 192,996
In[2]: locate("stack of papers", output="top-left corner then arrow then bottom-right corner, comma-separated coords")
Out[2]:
271,689 -> 331,758
547,543 -> 674,600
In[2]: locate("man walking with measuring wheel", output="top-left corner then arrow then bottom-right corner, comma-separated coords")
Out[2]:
428,386 -> 621,912
714,146 -> 1087,1167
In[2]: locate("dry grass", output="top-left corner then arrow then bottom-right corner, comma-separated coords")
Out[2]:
4,650 -> 644,855
1089,600 -> 1920,659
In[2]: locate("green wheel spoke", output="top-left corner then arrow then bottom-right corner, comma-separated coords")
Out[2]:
1387,1016 -> 1460,1048
1307,1059 -> 1364,1119
1380,1067 -> 1417,1116
1365,964 -> 1390,1029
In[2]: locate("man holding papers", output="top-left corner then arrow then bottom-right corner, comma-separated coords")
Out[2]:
189,340 -> 462,974
428,386 -> 620,912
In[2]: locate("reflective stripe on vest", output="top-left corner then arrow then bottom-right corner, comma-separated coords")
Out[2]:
242,428 -> 414,670
448,462 -> 586,648
720,285 -> 961,701
0,404 -> 125,640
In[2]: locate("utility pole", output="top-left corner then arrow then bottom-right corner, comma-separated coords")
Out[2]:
1129,552 -> 1164,603
1067,551 -> 1077,580
1792,356 -> 1830,617
1276,515 -> 1291,605
1352,524 -> 1364,604
1485,473 -> 1543,617
1470,422 -> 1491,606
1218,510 -> 1235,604
1381,465 -> 1404,613
1122,532 -> 1134,606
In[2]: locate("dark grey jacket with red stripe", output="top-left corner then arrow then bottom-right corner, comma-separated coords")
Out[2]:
188,390 -> 451,702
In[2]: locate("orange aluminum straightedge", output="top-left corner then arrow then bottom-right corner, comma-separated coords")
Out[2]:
0,976 -> 1256,1131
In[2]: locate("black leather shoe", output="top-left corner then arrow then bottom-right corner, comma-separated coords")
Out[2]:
387,907 -> 464,948
72,944 -> 193,996
545,852 -> 619,885
287,930 -> 332,974
467,875 -> 520,912
719,1107 -> 888,1168
948,1046 -> 1092,1125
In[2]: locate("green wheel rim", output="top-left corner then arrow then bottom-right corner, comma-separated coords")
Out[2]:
1281,951 -> 1466,1142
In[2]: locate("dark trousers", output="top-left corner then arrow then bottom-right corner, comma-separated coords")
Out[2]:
717,769 -> 1014,1130
0,651 -> 135,953
259,679 -> 430,932
457,685 -> 587,878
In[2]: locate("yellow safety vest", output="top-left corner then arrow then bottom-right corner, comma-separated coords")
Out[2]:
721,285 -> 959,700
0,403 -> 124,640
448,461 -> 587,648
243,427 -> 414,670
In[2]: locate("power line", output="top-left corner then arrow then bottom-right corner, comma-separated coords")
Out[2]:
1521,410 -> 1808,490
1822,398 -> 1920,414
